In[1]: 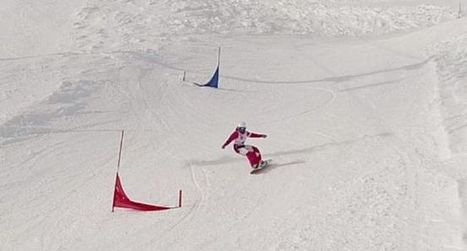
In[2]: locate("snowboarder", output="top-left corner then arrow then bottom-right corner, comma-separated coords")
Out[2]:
221,122 -> 267,169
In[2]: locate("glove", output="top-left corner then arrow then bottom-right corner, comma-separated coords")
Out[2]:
221,145 -> 225,149
262,135 -> 267,138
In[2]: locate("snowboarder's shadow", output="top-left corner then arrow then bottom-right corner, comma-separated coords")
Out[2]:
188,132 -> 391,169
259,159 -> 306,174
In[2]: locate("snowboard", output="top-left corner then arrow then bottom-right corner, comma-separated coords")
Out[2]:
250,159 -> 272,174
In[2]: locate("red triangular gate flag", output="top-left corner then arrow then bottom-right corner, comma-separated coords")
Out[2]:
112,173 -> 171,211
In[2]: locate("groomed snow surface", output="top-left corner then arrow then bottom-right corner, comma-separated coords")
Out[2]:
2,0 -> 467,250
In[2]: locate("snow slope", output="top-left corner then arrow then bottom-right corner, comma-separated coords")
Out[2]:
2,0 -> 467,250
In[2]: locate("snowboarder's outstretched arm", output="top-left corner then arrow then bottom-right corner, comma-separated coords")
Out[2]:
221,131 -> 238,149
248,132 -> 267,138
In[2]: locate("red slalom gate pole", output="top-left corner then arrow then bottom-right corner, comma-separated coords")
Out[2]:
112,173 -> 117,212
112,130 -> 125,212
116,130 -> 125,173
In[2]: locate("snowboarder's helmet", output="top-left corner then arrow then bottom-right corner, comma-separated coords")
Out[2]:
237,121 -> 247,133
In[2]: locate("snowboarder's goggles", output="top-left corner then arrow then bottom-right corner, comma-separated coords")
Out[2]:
237,127 -> 246,132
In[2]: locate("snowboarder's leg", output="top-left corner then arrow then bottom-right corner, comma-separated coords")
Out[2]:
246,146 -> 262,168
236,145 -> 263,168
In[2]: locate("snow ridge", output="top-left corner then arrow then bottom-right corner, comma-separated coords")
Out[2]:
165,1 -> 456,36
71,0 -> 457,52
432,35 -> 467,155
432,34 -> 467,248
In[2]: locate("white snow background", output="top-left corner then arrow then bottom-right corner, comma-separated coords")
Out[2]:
2,0 -> 467,250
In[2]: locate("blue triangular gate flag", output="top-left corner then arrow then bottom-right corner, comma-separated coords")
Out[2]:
196,47 -> 220,89
203,66 -> 219,88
